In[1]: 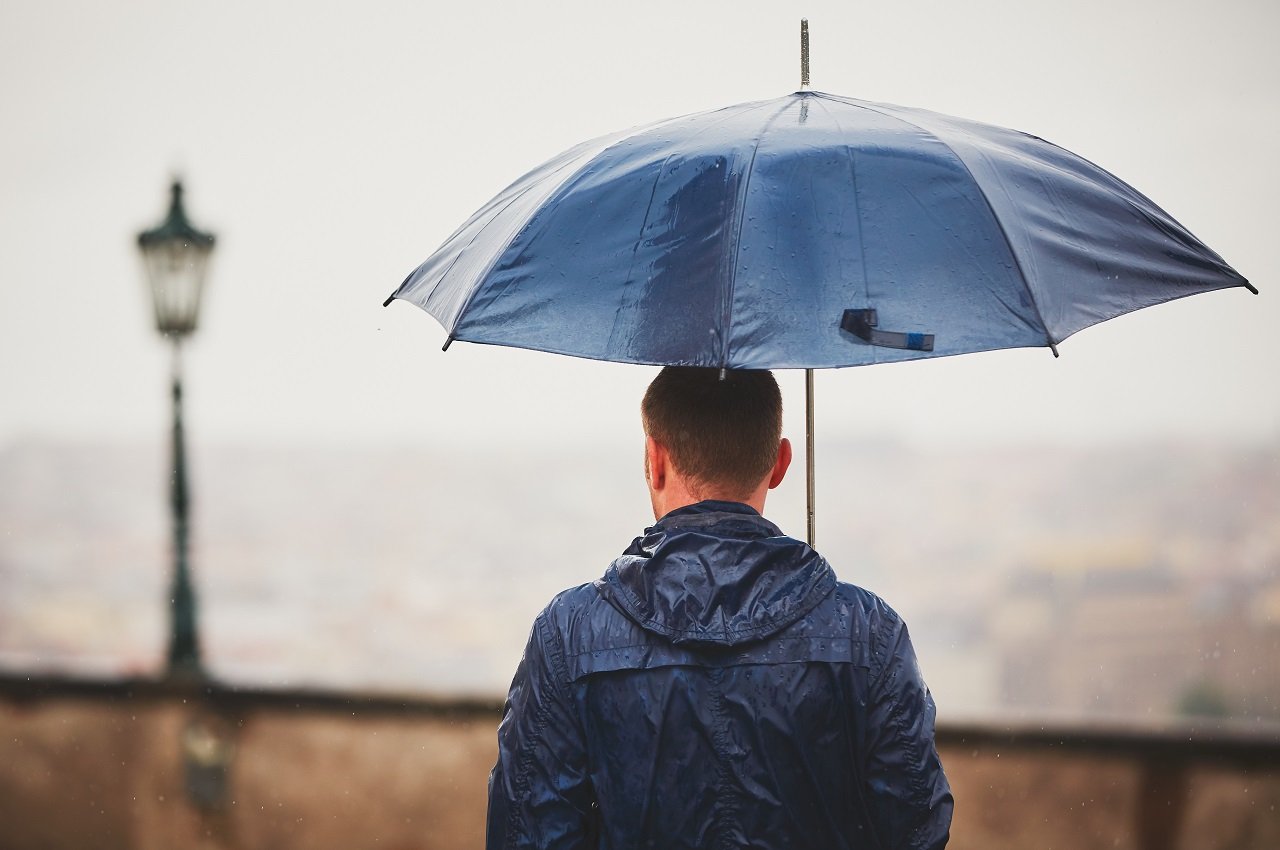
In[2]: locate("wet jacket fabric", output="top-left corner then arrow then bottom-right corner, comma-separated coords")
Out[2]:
487,501 -> 952,849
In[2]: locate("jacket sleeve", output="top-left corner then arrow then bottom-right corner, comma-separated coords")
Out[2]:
487,609 -> 597,849
863,613 -> 954,850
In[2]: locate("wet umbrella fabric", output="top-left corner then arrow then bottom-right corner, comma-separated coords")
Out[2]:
387,90 -> 1252,368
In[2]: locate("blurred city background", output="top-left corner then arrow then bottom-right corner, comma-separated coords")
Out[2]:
4,436 -> 1278,723
2,1 -> 1278,848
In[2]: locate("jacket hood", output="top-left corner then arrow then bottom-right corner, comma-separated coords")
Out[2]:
598,501 -> 836,648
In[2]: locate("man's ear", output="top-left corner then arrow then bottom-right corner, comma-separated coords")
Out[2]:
767,437 -> 792,490
645,435 -> 668,490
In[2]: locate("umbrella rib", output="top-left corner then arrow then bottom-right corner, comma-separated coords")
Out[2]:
444,115 -> 698,339
811,94 -> 878,364
603,99 -> 785,359
721,98 -> 793,368
818,93 -> 1060,352
605,152 -> 675,355
406,148 -> 605,335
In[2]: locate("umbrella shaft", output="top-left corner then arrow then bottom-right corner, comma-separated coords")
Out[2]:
806,368 -> 815,548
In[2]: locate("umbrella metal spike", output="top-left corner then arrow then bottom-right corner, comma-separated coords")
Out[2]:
806,368 -> 816,548
800,19 -> 810,91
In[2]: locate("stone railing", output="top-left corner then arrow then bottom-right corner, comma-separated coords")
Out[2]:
2,674 -> 1277,849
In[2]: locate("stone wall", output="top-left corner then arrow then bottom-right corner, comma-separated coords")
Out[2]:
2,680 -> 1278,849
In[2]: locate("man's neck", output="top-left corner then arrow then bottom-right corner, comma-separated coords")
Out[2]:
651,487 -> 767,521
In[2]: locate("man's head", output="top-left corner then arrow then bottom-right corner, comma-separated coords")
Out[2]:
641,367 -> 791,517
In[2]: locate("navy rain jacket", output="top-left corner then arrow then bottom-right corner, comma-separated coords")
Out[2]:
488,501 -> 952,849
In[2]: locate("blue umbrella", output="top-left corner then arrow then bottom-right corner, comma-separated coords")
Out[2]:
386,24 -> 1253,542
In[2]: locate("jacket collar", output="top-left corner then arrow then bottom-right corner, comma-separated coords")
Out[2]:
649,500 -> 782,536
601,501 -> 835,648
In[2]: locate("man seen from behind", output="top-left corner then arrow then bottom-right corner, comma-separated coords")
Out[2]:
488,366 -> 952,849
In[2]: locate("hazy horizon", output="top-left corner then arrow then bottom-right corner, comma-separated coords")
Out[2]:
4,438 -> 1277,725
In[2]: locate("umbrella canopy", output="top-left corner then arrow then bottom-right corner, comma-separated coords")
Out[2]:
387,90 -> 1253,369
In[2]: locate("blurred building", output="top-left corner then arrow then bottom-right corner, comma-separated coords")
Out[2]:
995,543 -> 1280,720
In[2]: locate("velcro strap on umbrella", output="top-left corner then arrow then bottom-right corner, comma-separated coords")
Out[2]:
841,309 -> 934,352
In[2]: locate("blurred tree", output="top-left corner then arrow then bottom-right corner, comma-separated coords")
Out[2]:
1176,680 -> 1231,718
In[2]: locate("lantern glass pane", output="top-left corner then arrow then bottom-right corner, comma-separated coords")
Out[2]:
142,240 -> 212,337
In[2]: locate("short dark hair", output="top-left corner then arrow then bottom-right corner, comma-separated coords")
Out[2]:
641,367 -> 783,497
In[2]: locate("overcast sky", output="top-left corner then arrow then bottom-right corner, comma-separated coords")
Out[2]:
2,0 -> 1276,453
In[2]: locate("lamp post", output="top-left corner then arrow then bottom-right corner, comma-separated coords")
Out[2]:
137,180 -> 215,679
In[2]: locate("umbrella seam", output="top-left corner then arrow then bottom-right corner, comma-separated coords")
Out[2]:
811,94 -> 881,365
822,94 -> 1039,344
448,115 -> 695,335
722,98 -> 793,368
397,134 -> 629,325
817,92 -> 1059,348
601,97 -> 789,361
606,153 -> 675,355
434,156 -> 601,334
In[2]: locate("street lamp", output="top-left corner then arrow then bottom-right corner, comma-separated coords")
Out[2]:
137,179 -> 216,679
